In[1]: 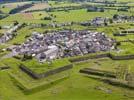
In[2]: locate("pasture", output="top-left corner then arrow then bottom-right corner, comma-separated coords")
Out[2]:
21,3 -> 50,13
0,0 -> 134,100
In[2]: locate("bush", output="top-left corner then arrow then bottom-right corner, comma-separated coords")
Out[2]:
22,54 -> 32,61
13,21 -> 19,26
43,17 -> 52,20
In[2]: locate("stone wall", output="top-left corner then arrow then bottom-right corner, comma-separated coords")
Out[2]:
80,68 -> 116,78
20,64 -> 73,79
69,53 -> 134,63
80,68 -> 134,90
109,54 -> 134,60
20,64 -> 39,79
0,66 -> 10,70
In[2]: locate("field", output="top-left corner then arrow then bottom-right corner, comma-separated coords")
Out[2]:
23,58 -> 71,74
1,0 -> 134,100
1,57 -> 134,100
48,1 -> 81,7
22,3 -> 50,13
0,1 -> 32,14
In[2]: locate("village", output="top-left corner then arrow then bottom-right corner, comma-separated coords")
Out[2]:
11,30 -> 115,62
0,23 -> 23,43
1,0 -> 134,100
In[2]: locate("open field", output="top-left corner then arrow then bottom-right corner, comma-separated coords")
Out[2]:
1,57 -> 134,100
22,3 -> 50,13
0,0 -> 134,100
24,58 -> 71,74
48,1 -> 81,7
49,8 -> 133,23
0,1 -> 32,14
0,13 -> 50,24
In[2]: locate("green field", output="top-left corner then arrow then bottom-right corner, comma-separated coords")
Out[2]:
1,57 -> 134,100
1,0 -> 134,100
24,58 -> 71,73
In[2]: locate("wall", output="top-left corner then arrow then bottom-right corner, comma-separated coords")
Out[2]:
69,53 -> 134,62
20,64 -> 73,79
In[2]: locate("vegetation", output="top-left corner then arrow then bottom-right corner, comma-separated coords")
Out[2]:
1,0 -> 134,100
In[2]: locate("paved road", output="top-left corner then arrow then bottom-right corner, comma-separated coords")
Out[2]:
0,47 -> 19,60
1,52 -> 18,59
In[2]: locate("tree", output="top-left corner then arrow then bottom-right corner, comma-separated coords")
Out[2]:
113,14 -> 119,19
23,54 -> 32,61
43,17 -> 52,20
109,19 -> 113,24
13,21 -> 19,26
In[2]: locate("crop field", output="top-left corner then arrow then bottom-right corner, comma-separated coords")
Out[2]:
22,13 -> 34,20
1,0 -> 134,100
22,3 -> 50,13
0,14 -> 50,24
48,1 -> 81,7
0,1 -> 32,13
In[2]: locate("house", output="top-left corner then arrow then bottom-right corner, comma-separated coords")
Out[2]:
0,23 -> 23,43
113,14 -> 129,23
12,30 -> 115,62
36,45 -> 59,62
91,17 -> 109,26
80,22 -> 91,26
87,7 -> 104,12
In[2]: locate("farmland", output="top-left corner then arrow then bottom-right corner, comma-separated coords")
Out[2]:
1,0 -> 134,100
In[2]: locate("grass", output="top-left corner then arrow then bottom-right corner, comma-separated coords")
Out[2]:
7,26 -> 47,44
9,68 -> 70,93
23,58 -> 71,74
49,9 -> 134,23
117,42 -> 134,55
0,1 -> 134,100
49,9 -> 113,23
32,11 -> 49,20
48,1 -> 81,8
1,13 -> 50,24
0,28 -> 6,33
1,8 -> 133,24
1,57 -> 134,100
0,7 -> 13,14
7,26 -> 33,44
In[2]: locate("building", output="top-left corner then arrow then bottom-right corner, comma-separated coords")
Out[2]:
36,45 -> 59,62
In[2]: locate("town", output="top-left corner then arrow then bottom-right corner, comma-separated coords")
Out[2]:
12,30 -> 115,62
0,0 -> 134,100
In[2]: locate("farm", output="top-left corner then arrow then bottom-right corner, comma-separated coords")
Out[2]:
1,0 -> 134,100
